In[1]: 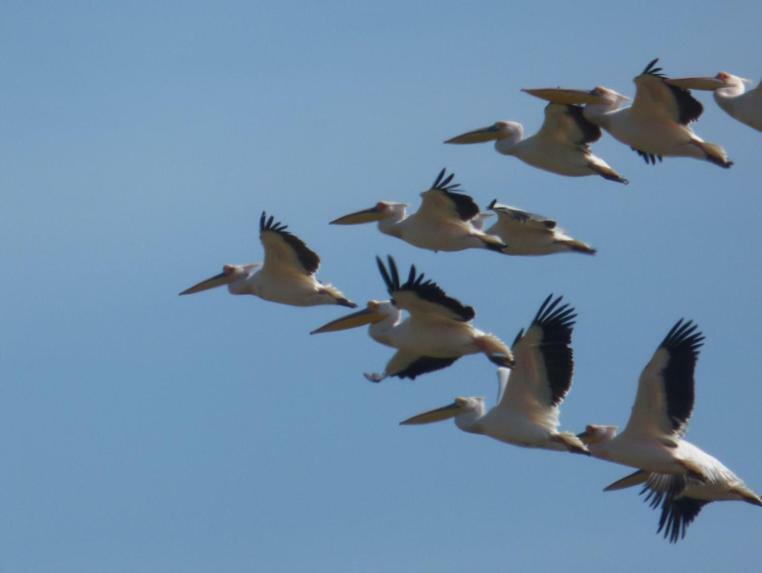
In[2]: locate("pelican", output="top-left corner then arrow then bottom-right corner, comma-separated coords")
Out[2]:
444,102 -> 627,183
330,168 -> 505,253
179,212 -> 356,308
666,73 -> 762,132
524,58 -> 733,167
310,256 -> 514,382
482,200 -> 596,256
399,295 -> 589,455
617,450 -> 762,543
577,320 -> 761,541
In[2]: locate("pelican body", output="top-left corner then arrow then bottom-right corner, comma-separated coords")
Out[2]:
311,256 -> 514,382
400,295 -> 588,455
445,103 -> 627,183
667,72 -> 762,132
483,200 -> 596,256
179,212 -> 355,308
330,169 -> 504,253
525,59 -> 733,168
578,320 -> 760,542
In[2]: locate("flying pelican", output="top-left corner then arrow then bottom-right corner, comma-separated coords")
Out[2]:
481,200 -> 596,256
310,256 -> 514,382
330,168 -> 505,253
616,450 -> 762,543
577,320 -> 761,541
666,73 -> 762,132
399,295 -> 589,455
179,212 -> 356,308
444,102 -> 627,183
524,58 -> 733,167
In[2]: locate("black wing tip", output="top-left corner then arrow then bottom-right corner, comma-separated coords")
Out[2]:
661,319 -> 705,354
259,210 -> 287,233
642,57 -> 663,77
487,199 -> 497,210
431,168 -> 459,192
376,255 -> 401,294
398,261 -> 475,322
533,294 -> 577,331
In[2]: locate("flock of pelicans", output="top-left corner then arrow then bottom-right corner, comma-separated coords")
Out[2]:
180,59 -> 761,543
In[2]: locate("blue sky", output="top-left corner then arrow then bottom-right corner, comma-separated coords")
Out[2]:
3,1 -> 761,571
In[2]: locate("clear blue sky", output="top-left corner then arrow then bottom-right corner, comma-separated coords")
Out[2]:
3,1 -> 761,571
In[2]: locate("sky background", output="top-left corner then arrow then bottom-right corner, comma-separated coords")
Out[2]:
3,1 -> 761,571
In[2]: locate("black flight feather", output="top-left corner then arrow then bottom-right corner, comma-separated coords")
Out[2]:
566,104 -> 601,144
395,356 -> 460,380
430,168 -> 479,221
259,211 -> 320,274
640,58 -> 703,125
531,294 -> 577,406
659,319 -> 705,432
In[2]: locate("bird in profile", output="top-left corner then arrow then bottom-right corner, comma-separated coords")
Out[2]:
480,200 -> 596,256
445,101 -> 627,183
666,72 -> 762,132
400,295 -> 589,455
310,255 -> 514,382
330,168 -> 505,253
524,58 -> 733,168
577,320 -> 761,542
179,212 -> 356,308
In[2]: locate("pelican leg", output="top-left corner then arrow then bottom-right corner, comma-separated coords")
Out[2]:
363,372 -> 386,383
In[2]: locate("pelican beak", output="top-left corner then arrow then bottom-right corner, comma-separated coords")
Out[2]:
179,269 -> 234,295
330,205 -> 385,225
310,306 -> 385,334
666,76 -> 728,91
399,401 -> 462,425
445,124 -> 501,144
522,87 -> 609,105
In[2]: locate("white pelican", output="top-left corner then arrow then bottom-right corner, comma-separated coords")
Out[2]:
525,59 -> 733,168
179,212 -> 356,308
399,295 -> 589,455
482,200 -> 596,256
666,73 -> 762,132
310,256 -> 514,382
330,168 -> 505,253
578,320 -> 760,541
444,102 -> 627,183
609,449 -> 762,543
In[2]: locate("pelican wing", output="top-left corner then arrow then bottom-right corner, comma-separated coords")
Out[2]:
488,200 -> 557,231
259,212 -> 320,276
416,168 -> 480,222
535,103 -> 601,147
387,350 -> 460,380
631,58 -> 703,125
638,473 -> 707,543
495,295 -> 576,428
624,320 -> 705,439
376,256 -> 475,322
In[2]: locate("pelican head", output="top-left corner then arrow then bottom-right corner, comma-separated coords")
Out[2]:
310,299 -> 395,334
399,396 -> 485,425
576,424 -> 618,445
179,263 -> 256,295
330,202 -> 408,225
445,121 -> 520,145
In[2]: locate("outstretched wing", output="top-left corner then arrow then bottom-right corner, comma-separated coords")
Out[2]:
259,212 -> 320,276
376,256 -> 475,322
631,58 -> 703,125
496,295 -> 576,430
417,168 -> 480,222
535,103 -> 601,147
624,320 -> 705,439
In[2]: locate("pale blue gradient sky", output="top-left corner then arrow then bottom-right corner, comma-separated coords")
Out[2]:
2,1 -> 761,571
